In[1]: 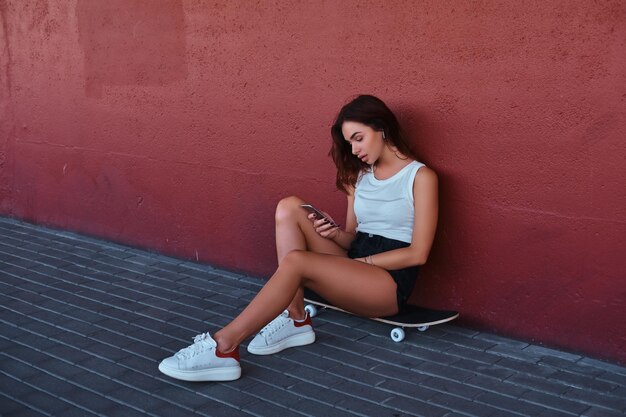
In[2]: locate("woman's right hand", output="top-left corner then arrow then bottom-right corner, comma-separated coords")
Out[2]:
307,212 -> 340,240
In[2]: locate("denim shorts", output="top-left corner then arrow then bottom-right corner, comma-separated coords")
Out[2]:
347,232 -> 419,311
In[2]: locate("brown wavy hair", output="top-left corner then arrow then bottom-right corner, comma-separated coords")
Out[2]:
330,95 -> 418,193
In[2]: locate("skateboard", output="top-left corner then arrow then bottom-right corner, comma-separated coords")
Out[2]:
303,289 -> 459,342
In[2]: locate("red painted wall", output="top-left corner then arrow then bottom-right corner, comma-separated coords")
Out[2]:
1,1 -> 624,363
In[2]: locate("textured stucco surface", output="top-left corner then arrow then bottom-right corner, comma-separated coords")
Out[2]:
0,0 -> 625,363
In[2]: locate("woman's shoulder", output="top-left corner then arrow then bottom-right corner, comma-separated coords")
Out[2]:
413,164 -> 438,189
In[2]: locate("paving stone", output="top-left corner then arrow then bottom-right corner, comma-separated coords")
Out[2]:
244,380 -> 307,409
286,398 -> 357,417
562,386 -> 626,411
240,399 -> 304,417
3,218 -> 626,417
321,346 -> 385,371
475,333 -> 529,348
244,366 -> 301,392
3,344 -> 51,366
107,386 -> 174,413
50,331 -> 95,350
22,390 -> 74,415
46,341 -> 92,364
289,380 -> 347,405
336,395 -> 408,417
377,377 -> 437,402
488,344 -> 548,362
523,344 -> 583,361
422,375 -> 484,399
476,391 -> 557,416
317,332 -> 377,356
438,331 -> 499,351
520,389 -> 591,415
194,382 -> 259,408
505,372 -> 571,395
399,344 -> 462,365
370,362 -> 430,384
328,363 -> 387,386
363,347 -> 423,368
116,370 -> 166,394
429,392 -> 503,417
99,404 -> 151,417
333,379 -> 396,403
281,348 -> 341,371
59,318 -> 101,336
25,372 -> 78,397
0,321 -> 31,341
72,371 -> 126,395
82,341 -> 132,362
441,412 -> 470,417
123,340 -> 167,361
414,361 -> 476,382
452,358 -> 516,380
598,371 -> 626,386
464,374 -> 528,398
76,356 -> 128,379
89,329 -> 135,348
581,406 -> 626,417
314,322 -> 369,341
444,344 -> 502,364
381,395 -> 449,417
283,363 -> 344,388
495,356 -> 555,377
0,395 -> 30,416
56,405 -> 100,416
152,384 -> 214,410
117,354 -> 159,375
548,370 -> 618,392
532,408 -> 576,417
0,355 -> 41,380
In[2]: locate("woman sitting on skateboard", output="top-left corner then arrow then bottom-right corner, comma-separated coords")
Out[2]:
159,95 -> 439,381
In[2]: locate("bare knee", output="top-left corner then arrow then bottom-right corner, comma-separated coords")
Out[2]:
275,196 -> 305,223
280,249 -> 307,270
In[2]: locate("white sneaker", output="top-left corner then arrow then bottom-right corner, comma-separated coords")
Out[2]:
247,310 -> 315,355
158,332 -> 241,381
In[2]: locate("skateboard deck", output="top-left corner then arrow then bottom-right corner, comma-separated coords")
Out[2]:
303,289 -> 459,342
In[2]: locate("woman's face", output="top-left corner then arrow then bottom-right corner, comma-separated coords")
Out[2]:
341,121 -> 385,165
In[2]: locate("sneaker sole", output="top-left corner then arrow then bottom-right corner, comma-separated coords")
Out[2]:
158,362 -> 241,381
247,330 -> 316,355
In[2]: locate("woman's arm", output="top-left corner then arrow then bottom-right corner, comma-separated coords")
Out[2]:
332,188 -> 358,250
357,167 -> 439,269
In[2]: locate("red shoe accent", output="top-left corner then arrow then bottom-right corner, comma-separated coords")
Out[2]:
293,313 -> 312,328
216,345 -> 240,361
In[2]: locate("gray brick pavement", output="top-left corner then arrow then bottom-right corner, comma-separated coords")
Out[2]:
1,216 -> 625,417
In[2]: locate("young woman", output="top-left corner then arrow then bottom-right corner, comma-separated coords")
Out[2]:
158,95 -> 439,381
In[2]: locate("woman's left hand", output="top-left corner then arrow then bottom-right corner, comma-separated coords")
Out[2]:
309,213 -> 341,240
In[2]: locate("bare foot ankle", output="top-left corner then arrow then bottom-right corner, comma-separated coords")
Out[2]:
287,308 -> 306,321
214,333 -> 237,354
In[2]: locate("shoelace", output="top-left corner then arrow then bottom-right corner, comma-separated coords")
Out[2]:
175,332 -> 215,360
259,310 -> 290,338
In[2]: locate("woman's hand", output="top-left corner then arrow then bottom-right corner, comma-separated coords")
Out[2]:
354,256 -> 374,265
307,212 -> 340,240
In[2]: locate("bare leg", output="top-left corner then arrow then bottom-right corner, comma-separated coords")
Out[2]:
274,196 -> 347,319
214,250 -> 398,353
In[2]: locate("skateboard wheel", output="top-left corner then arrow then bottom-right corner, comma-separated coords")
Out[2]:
304,304 -> 318,318
390,328 -> 405,342
417,325 -> 429,332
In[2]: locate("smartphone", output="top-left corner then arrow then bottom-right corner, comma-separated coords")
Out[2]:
300,204 -> 339,227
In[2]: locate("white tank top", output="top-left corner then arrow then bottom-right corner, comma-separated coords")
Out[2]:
354,160 -> 425,243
